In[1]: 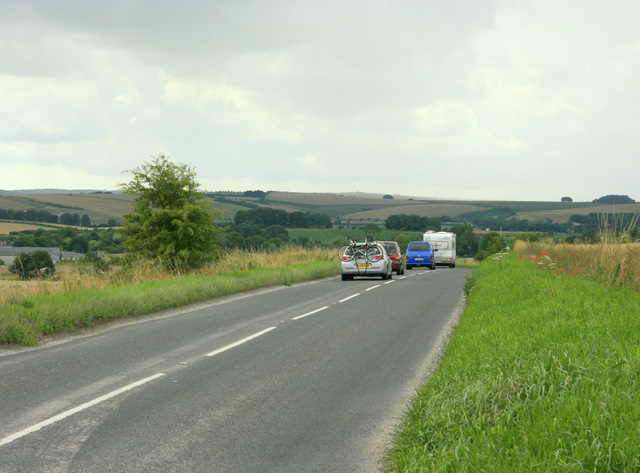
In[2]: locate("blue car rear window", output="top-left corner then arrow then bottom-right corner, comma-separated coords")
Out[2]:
408,242 -> 430,251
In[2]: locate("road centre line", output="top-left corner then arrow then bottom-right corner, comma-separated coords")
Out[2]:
292,306 -> 329,321
365,285 -> 381,291
205,327 -> 277,357
338,293 -> 360,303
0,373 -> 166,448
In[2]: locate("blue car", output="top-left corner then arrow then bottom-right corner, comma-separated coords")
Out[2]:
405,241 -> 436,270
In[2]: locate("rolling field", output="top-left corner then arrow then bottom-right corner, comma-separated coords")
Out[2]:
342,202 -> 489,222
516,203 -> 640,223
0,190 -> 634,226
0,222 -> 65,233
0,193 -> 135,225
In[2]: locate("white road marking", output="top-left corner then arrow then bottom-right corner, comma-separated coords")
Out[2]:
0,373 -> 166,447
205,327 -> 277,357
365,285 -> 381,291
338,293 -> 360,303
292,306 -> 329,320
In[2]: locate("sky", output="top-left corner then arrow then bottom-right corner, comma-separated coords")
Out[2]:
1,0 -> 639,202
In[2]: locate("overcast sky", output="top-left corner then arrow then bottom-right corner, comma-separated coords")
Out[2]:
1,0 -> 638,202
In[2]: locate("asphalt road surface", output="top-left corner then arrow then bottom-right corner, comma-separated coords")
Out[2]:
0,267 -> 471,472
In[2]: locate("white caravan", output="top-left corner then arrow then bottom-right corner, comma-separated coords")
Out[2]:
422,231 -> 456,268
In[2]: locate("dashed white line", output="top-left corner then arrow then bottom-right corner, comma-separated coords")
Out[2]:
0,373 -> 166,448
338,293 -> 360,303
292,306 -> 329,320
205,327 -> 277,357
365,285 -> 381,291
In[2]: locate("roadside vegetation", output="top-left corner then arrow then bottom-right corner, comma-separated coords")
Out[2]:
386,239 -> 640,472
0,155 -> 346,346
0,246 -> 339,346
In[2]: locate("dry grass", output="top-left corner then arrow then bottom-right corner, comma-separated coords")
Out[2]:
201,246 -> 335,275
0,246 -> 336,305
514,240 -> 640,289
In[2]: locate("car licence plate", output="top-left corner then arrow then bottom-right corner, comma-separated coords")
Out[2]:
415,257 -> 424,261
357,263 -> 371,269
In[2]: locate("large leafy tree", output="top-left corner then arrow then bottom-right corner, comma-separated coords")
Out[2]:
119,154 -> 223,272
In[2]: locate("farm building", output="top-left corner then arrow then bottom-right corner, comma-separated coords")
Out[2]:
0,247 -> 83,266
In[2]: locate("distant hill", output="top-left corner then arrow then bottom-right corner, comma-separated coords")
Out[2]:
0,189 -> 112,195
1,189 -> 639,228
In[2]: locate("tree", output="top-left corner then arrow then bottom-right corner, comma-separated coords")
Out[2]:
561,196 -> 573,202
393,233 -> 413,253
385,213 -> 441,232
450,223 -> 479,257
475,232 -> 506,261
8,251 -> 55,280
59,213 -> 80,226
364,223 -> 381,238
593,195 -> 636,204
119,154 -> 223,272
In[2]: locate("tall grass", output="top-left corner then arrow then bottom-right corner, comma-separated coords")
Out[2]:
514,240 -> 640,290
386,252 -> 640,472
0,246 -> 339,346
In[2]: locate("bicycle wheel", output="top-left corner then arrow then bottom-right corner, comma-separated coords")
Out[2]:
339,246 -> 354,261
365,245 -> 383,262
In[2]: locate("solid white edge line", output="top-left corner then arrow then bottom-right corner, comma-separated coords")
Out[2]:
338,293 -> 360,303
205,326 -> 277,357
0,373 -> 166,448
292,306 -> 329,320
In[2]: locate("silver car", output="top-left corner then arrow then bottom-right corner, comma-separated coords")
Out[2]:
340,241 -> 393,281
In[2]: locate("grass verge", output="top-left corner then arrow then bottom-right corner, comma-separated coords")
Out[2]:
0,260 -> 339,346
386,251 -> 640,472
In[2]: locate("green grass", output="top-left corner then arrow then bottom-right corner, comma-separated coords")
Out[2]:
386,252 -> 640,472
0,261 -> 340,346
288,228 -> 423,245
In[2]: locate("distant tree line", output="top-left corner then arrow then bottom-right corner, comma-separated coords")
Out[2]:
0,208 -> 119,227
384,214 -> 441,232
431,206 -> 637,234
234,207 -> 332,229
0,208 -> 59,223
218,207 -> 332,251
3,227 -> 124,254
207,190 -> 268,208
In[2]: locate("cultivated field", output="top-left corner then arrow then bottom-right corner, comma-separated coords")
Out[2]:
0,193 -> 135,225
0,222 -> 63,233
516,203 -> 640,223
342,203 -> 488,222
1,190 -> 635,226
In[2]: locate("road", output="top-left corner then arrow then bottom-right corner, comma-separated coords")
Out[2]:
0,267 -> 470,472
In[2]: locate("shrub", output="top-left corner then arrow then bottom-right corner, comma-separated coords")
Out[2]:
8,251 -> 56,280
